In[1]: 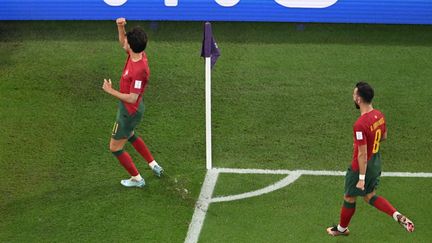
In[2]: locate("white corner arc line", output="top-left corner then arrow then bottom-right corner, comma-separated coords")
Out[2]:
211,172 -> 301,203
185,169 -> 219,243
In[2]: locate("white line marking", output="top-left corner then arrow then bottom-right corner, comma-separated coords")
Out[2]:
214,167 -> 432,177
297,170 -> 345,176
215,167 -> 296,174
184,167 -> 432,243
382,172 -> 432,178
184,169 -> 219,243
211,172 -> 301,203
215,167 -> 346,175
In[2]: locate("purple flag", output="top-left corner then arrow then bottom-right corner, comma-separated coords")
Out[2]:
201,22 -> 220,69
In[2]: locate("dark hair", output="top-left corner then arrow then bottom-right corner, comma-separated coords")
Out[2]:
126,27 -> 148,53
355,81 -> 374,103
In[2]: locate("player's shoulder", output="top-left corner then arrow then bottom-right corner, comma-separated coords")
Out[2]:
131,62 -> 149,80
373,109 -> 384,117
353,115 -> 366,129
369,109 -> 385,122
139,53 -> 150,72
354,111 -> 374,128
141,53 -> 149,70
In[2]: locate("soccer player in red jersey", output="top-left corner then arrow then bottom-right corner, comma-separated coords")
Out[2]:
327,82 -> 414,236
102,18 -> 163,188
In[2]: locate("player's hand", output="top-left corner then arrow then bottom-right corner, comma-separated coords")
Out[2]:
356,180 -> 365,191
116,18 -> 126,26
102,79 -> 113,94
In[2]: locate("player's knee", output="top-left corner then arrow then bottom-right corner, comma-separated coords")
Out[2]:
109,144 -> 117,152
109,142 -> 123,152
363,196 -> 370,203
364,192 -> 376,204
344,195 -> 356,203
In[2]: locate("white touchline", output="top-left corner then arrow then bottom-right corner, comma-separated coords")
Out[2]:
215,167 -> 432,177
184,169 -> 219,243
381,171 -> 432,178
185,167 -> 432,243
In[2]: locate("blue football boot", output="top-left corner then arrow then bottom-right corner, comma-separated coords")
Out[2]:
152,164 -> 164,177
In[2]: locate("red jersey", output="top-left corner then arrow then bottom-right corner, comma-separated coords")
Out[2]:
351,109 -> 386,171
119,52 -> 150,115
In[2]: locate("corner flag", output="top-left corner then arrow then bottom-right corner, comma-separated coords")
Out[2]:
201,22 -> 220,69
201,22 -> 220,170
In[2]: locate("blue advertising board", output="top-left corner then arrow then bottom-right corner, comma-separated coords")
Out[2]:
1,0 -> 431,24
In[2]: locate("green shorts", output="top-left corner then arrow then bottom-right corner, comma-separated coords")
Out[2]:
344,152 -> 382,197
111,101 -> 144,140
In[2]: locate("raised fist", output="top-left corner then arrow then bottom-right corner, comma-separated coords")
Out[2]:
116,17 -> 126,26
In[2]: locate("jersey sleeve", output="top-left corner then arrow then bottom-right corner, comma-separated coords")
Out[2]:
353,122 -> 367,146
129,78 -> 144,94
129,70 -> 146,95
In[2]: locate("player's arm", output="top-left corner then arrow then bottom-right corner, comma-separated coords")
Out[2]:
102,79 -> 138,104
356,144 -> 368,190
116,18 -> 127,50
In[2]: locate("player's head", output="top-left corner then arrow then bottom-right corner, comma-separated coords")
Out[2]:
353,82 -> 374,109
125,27 -> 148,53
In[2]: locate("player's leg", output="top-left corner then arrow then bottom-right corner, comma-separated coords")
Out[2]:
110,102 -> 146,187
363,158 -> 415,233
328,167 -> 361,236
110,137 -> 145,188
365,191 -> 414,232
327,195 -> 356,236
128,132 -> 164,177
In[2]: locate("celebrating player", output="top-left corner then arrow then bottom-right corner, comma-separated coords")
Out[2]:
327,82 -> 414,236
102,17 -> 163,188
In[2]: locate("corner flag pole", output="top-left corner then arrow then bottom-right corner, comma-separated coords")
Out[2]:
201,22 -> 220,170
205,56 -> 212,170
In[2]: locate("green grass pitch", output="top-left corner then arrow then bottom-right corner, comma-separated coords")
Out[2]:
0,21 -> 431,242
